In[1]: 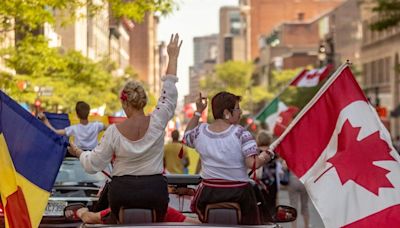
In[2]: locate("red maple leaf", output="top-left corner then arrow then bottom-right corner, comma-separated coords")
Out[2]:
326,120 -> 395,195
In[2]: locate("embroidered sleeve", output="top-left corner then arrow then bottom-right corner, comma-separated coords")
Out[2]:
152,75 -> 178,129
184,124 -> 202,148
238,127 -> 258,157
80,126 -> 115,174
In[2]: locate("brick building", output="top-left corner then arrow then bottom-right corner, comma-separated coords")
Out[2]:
240,0 -> 344,60
129,13 -> 161,96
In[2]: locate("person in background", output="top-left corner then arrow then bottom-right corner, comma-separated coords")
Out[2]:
68,33 -> 182,222
184,92 -> 274,224
256,131 -> 283,216
38,101 -> 106,151
164,129 -> 189,174
282,160 -> 310,228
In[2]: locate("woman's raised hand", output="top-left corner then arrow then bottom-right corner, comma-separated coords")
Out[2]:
167,33 -> 183,60
196,92 -> 207,113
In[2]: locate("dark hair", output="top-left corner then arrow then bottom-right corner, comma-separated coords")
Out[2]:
256,130 -> 272,146
171,129 -> 180,141
75,101 -> 90,120
211,92 -> 241,120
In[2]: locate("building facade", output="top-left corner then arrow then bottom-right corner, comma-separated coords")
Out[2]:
219,6 -> 247,63
186,34 -> 218,103
360,1 -> 400,135
129,13 -> 161,96
240,0 -> 344,61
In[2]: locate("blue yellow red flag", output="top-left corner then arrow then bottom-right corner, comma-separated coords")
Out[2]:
0,91 -> 68,228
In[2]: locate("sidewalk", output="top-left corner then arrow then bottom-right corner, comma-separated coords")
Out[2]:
277,188 -> 325,228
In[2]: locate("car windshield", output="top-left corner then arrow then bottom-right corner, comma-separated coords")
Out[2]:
54,157 -> 106,186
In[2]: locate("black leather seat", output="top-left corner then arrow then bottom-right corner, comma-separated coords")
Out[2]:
205,202 -> 241,225
118,208 -> 156,224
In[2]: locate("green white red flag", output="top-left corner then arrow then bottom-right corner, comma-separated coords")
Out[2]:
270,64 -> 400,227
255,98 -> 299,136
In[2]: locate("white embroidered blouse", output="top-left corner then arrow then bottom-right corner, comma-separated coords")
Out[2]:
184,123 -> 258,182
79,75 -> 178,176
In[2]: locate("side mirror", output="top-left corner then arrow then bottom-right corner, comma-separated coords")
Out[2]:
272,205 -> 297,223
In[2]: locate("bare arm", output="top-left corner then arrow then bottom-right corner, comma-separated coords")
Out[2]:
152,34 -> 182,127
38,112 -> 66,135
185,93 -> 207,132
166,33 -> 182,76
77,208 -> 102,224
244,151 -> 273,169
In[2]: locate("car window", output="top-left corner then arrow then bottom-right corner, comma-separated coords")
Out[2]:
55,158 -> 106,185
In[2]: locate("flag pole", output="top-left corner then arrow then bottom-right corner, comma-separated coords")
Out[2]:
270,62 -> 350,151
248,69 -> 307,128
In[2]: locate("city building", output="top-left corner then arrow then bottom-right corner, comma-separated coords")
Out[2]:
193,34 -> 218,68
255,17 -> 321,88
109,18 -> 134,75
317,0 -> 362,70
185,34 -> 218,104
129,13 -> 161,96
219,6 -> 247,63
254,0 -> 362,88
239,0 -> 344,61
360,1 -> 400,134
54,5 -> 89,56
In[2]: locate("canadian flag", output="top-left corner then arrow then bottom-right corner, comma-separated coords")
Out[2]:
290,65 -> 333,87
271,64 -> 400,227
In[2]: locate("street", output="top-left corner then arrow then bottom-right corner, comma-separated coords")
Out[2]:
278,187 -> 324,228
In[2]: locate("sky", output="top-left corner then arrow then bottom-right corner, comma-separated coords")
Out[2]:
158,0 -> 237,104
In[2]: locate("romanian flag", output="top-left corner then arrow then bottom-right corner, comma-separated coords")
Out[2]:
0,91 -> 67,228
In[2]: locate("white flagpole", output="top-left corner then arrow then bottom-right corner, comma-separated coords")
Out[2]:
270,62 -> 350,151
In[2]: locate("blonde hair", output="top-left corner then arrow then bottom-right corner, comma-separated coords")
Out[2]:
256,130 -> 272,146
122,80 -> 147,110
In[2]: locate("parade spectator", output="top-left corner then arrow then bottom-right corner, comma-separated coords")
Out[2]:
282,160 -> 310,228
164,129 -> 189,174
184,92 -> 274,224
256,130 -> 283,216
39,101 -> 106,151
68,33 -> 182,222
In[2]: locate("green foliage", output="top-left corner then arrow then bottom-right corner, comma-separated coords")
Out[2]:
269,68 -> 301,94
262,68 -> 322,111
0,0 -> 175,114
370,0 -> 400,31
108,0 -> 176,22
200,61 -> 271,113
0,0 -> 176,33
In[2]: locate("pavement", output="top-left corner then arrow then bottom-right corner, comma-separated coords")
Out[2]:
277,187 -> 325,228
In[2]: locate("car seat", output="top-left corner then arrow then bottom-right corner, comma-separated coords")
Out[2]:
205,202 -> 241,224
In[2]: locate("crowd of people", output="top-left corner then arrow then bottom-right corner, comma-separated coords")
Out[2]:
38,33 -> 309,226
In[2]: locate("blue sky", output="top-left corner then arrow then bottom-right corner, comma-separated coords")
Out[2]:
158,0 -> 237,103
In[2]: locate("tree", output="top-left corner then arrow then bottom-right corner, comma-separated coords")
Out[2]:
0,0 -> 176,114
369,0 -> 400,31
0,0 -> 176,34
267,68 -> 322,110
200,61 -> 271,114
